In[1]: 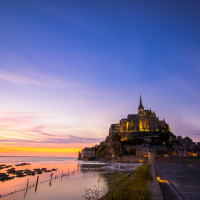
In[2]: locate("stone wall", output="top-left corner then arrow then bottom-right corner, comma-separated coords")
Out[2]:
148,152 -> 163,200
120,155 -> 148,163
149,164 -> 163,200
156,156 -> 200,166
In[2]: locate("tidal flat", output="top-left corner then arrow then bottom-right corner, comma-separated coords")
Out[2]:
0,157 -> 141,200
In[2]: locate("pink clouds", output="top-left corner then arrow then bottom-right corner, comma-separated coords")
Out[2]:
0,135 -> 104,144
0,112 -> 104,151
0,69 -> 63,88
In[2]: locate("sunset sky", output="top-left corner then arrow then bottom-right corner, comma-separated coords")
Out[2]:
0,0 -> 200,156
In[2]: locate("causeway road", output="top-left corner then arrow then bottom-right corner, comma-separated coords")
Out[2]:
156,163 -> 200,200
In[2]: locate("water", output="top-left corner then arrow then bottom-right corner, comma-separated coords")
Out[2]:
0,156 -> 141,200
0,156 -> 75,164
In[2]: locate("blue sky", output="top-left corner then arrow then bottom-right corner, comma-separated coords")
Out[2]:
0,0 -> 200,155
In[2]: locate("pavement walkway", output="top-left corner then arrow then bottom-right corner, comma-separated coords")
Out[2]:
156,163 -> 200,200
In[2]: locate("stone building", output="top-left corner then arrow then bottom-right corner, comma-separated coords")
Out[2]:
136,144 -> 168,157
136,144 -> 150,157
78,147 -> 96,160
109,95 -> 170,140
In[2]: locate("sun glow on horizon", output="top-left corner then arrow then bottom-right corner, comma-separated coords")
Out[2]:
0,146 -> 82,157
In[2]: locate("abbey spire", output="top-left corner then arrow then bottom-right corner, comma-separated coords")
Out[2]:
138,93 -> 144,112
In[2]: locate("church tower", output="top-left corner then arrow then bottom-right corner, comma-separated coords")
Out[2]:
138,94 -> 144,113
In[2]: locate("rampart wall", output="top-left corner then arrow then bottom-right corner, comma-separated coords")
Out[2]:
120,155 -> 148,163
156,156 -> 200,166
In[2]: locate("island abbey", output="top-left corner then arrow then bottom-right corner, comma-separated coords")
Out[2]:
109,95 -> 170,140
79,95 -> 199,161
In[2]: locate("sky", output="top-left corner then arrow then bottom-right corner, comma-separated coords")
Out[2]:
0,0 -> 200,156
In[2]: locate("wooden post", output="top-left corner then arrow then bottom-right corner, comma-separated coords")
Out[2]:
35,176 -> 39,193
26,178 -> 29,189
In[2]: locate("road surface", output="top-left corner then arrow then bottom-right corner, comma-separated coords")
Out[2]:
156,163 -> 200,200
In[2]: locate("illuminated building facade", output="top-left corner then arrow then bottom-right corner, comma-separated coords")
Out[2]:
109,95 -> 170,140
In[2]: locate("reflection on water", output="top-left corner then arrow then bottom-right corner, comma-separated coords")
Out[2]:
0,157 -> 79,196
0,157 -> 141,200
2,172 -> 107,200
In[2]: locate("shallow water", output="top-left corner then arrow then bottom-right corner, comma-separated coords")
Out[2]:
0,157 -> 79,196
0,156 -> 141,200
2,171 -> 107,200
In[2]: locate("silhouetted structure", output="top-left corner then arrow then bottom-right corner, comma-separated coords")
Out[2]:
109,95 -> 170,141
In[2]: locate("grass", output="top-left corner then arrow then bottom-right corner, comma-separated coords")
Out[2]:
102,164 -> 153,200
82,164 -> 153,200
